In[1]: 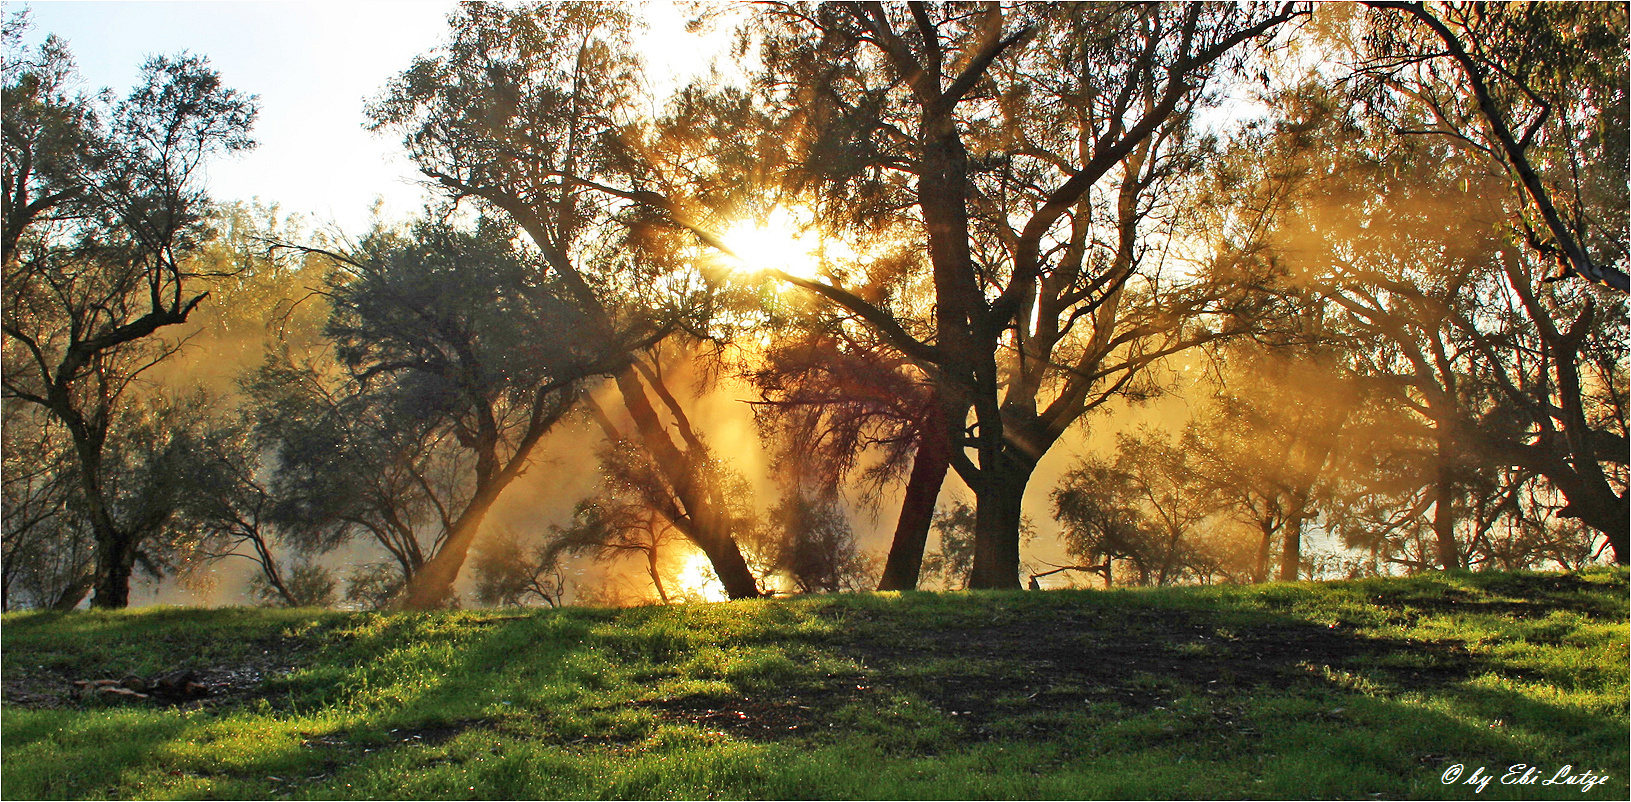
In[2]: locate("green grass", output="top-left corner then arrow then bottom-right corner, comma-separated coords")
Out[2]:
3,568 -> 1626,800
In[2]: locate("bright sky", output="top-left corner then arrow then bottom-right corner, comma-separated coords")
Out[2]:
10,0 -> 735,235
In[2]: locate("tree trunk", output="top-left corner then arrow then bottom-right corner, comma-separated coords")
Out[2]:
1559,490 -> 1629,566
647,548 -> 670,604
51,574 -> 94,611
966,449 -> 1031,589
1253,522 -> 1273,584
1432,436 -> 1462,571
397,483 -> 507,610
90,527 -> 138,609
247,532 -> 298,607
877,404 -> 951,591
1280,497 -> 1312,582
613,367 -> 761,599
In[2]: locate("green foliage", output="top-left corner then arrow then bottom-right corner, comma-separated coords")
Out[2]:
757,492 -> 869,594
470,528 -> 564,608
2,12 -> 258,607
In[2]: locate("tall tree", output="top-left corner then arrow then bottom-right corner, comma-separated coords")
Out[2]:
1340,4 -> 1630,559
275,217 -> 593,608
1235,77 -> 1626,567
749,2 -> 1305,587
1187,345 -> 1361,582
1,19 -> 257,607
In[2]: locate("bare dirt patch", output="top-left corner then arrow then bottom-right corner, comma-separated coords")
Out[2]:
1,634 -> 309,710
640,601 -> 1481,745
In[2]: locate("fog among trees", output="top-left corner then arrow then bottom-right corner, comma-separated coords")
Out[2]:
3,1 -> 1625,611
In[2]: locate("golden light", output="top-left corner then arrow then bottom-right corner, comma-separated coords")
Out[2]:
671,549 -> 729,603
717,206 -> 858,282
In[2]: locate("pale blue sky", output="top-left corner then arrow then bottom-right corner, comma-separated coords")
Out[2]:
9,1 -> 731,235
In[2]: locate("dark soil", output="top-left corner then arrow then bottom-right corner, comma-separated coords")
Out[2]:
640,605 -> 1475,743
2,635 -> 306,710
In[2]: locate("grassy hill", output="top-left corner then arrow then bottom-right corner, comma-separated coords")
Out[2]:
3,569 -> 1626,800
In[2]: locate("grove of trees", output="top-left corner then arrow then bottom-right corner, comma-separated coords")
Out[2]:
3,2 -> 1624,611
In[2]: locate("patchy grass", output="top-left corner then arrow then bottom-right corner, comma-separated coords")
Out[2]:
3,568 -> 1626,800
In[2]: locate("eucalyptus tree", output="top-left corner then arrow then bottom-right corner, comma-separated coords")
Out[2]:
1358,1 -> 1628,292
261,217 -> 596,609
1341,4 -> 1629,561
1053,428 -> 1239,587
370,2 -> 767,599
1236,79 -> 1626,568
1,19 -> 257,607
1186,345 -> 1363,582
750,2 -> 1306,587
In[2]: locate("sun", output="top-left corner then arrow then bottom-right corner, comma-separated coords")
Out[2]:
671,549 -> 729,603
717,206 -> 856,282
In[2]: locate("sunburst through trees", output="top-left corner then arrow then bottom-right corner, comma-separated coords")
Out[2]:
1,2 -> 1624,611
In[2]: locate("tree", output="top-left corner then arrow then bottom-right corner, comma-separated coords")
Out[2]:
1334,4 -> 1630,561
1186,344 -> 1362,582
471,528 -> 567,608
246,350 -> 454,600
749,2 -> 1306,588
169,413 -> 314,608
551,422 -> 766,603
369,2 -> 768,598
750,324 -> 950,591
757,491 -> 871,594
1359,2 -> 1628,292
268,217 -> 593,608
1238,76 -> 1628,567
2,18 -> 257,607
0,403 -> 85,609
920,500 -> 978,590
1053,428 -> 1240,587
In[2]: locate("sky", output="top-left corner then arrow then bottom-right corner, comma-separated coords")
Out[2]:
9,0 -> 735,235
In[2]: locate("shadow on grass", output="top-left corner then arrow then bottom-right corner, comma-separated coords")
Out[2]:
2,569 -> 1625,799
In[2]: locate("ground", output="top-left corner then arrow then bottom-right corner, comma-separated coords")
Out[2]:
2,569 -> 1625,799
